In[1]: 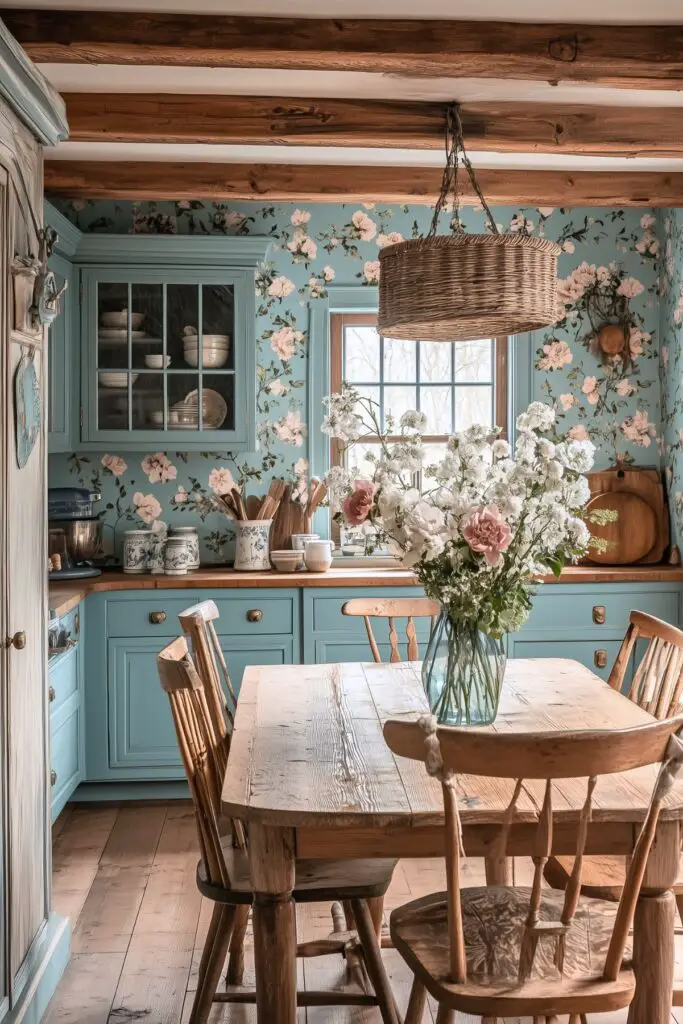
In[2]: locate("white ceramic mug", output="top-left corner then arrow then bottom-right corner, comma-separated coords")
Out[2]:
291,532 -> 319,551
303,538 -> 335,573
234,520 -> 272,571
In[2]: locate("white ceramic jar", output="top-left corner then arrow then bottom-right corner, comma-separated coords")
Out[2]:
123,529 -> 151,573
303,538 -> 335,573
168,526 -> 200,570
291,532 -> 319,552
234,519 -> 272,571
164,535 -> 192,575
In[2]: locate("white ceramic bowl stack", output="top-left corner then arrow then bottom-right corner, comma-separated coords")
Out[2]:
182,330 -> 230,368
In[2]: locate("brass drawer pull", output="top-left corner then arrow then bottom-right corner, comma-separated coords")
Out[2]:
594,649 -> 608,669
149,611 -> 167,625
592,605 -> 606,625
247,609 -> 263,623
50,769 -> 57,787
48,686 -> 55,703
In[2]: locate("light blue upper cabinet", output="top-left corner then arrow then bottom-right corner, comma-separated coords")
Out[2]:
75,236 -> 269,451
46,202 -> 80,453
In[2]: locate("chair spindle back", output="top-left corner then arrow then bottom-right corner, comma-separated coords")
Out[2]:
158,636 -> 232,888
608,610 -> 683,719
384,714 -> 683,988
342,598 -> 440,663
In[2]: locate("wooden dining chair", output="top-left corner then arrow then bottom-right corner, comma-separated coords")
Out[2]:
383,711 -> 683,1024
158,635 -> 401,1024
342,597 -> 441,663
545,612 -> 683,906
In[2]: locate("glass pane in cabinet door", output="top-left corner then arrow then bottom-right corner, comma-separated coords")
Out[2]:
167,284 -> 199,370
130,283 -> 164,370
201,284 -> 235,372
97,282 -> 130,370
200,375 -> 235,433
167,372 -> 201,433
132,374 -> 164,430
98,371 -> 129,429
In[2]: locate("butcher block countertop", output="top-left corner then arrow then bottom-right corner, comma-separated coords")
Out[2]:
47,563 -> 683,620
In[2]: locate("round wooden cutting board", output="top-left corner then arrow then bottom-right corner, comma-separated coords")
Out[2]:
586,491 -> 657,565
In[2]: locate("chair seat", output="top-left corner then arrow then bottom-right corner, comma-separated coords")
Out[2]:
390,886 -> 635,1017
198,843 -> 397,905
545,853 -> 683,901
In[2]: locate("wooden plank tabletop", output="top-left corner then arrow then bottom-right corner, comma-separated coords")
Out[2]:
222,657 -> 683,830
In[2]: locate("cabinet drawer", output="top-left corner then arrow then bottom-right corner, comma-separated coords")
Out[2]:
212,596 -> 294,635
49,643 -> 79,714
522,588 -> 679,637
51,704 -> 83,821
510,639 -> 626,684
106,593 -> 295,637
310,592 -> 430,636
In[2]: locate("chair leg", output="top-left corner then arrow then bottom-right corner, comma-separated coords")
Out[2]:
676,892 -> 683,926
195,902 -> 223,998
349,898 -> 400,1024
226,904 -> 250,985
405,977 -> 427,1024
190,904 -> 237,1024
434,1008 -> 455,1023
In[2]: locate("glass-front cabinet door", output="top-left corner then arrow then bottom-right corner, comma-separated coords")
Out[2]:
81,268 -> 255,450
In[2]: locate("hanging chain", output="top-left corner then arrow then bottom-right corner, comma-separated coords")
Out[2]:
428,104 -> 499,238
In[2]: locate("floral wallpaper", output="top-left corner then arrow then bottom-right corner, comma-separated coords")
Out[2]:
658,208 -> 683,548
48,199 -> 661,565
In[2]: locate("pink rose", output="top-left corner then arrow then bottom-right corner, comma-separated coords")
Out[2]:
342,481 -> 376,527
462,505 -> 512,566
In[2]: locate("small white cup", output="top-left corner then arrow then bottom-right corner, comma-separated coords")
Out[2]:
303,538 -> 335,573
291,532 -> 319,551
145,354 -> 172,369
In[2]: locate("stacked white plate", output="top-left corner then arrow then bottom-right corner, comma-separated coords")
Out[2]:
183,333 -> 230,368
99,372 -> 139,389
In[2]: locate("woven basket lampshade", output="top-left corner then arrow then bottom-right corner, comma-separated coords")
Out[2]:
377,104 -> 561,342
378,232 -> 561,341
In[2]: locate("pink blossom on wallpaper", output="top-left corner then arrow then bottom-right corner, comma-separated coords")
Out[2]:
509,214 -> 534,233
616,277 -> 645,298
141,452 -> 177,483
620,410 -> 656,447
537,207 -> 555,218
558,393 -> 576,411
581,376 -> 600,405
101,453 -> 127,477
537,339 -> 573,371
561,240 -> 576,253
342,480 -> 376,526
351,210 -> 377,241
462,505 -> 512,566
208,467 -> 235,495
290,209 -> 311,226
287,229 -> 317,260
274,410 -> 306,447
628,326 -> 650,359
322,265 -> 336,281
133,492 -> 162,523
363,260 -> 380,283
268,378 -> 286,395
567,425 -> 589,441
267,276 -> 296,298
294,457 -> 308,476
616,378 -> 635,397
174,486 -> 189,504
377,231 -> 404,248
270,325 -> 304,360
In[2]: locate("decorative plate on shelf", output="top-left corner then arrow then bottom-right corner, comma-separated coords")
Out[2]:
14,348 -> 40,468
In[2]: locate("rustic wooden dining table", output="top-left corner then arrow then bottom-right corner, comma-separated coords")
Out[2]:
222,657 -> 683,1024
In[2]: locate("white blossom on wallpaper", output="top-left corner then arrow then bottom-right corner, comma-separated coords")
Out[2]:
51,200 -> 661,563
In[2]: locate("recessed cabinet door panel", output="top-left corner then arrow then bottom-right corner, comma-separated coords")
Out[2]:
509,640 -> 627,685
108,636 -> 292,775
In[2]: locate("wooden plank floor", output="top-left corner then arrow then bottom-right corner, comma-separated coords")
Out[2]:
46,802 -> 683,1024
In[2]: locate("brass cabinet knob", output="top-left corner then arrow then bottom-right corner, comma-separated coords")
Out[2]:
48,686 -> 55,703
594,649 -> 608,669
149,611 -> 167,625
592,605 -> 606,625
50,769 -> 57,787
4,631 -> 26,650
246,609 -> 263,623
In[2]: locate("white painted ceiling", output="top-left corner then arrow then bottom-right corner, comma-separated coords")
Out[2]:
21,0 -> 683,173
8,0 -> 683,21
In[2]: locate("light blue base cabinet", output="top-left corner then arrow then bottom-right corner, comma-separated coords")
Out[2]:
48,605 -> 85,821
84,589 -> 299,782
68,578 -> 683,794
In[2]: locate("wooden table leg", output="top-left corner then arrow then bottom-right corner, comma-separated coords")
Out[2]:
627,820 -> 679,1024
484,854 -> 512,886
249,822 -> 297,1024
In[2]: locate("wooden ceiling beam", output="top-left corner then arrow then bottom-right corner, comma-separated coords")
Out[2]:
43,160 -> 683,206
5,9 -> 683,89
62,93 -> 683,157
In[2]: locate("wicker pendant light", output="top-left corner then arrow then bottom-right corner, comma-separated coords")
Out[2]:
378,105 -> 561,341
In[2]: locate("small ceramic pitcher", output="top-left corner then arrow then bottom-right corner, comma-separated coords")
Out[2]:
303,538 -> 335,573
234,520 -> 272,571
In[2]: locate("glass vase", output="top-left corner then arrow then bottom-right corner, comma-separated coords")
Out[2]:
421,609 -> 506,726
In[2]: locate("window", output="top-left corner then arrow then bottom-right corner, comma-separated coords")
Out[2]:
330,312 -> 508,480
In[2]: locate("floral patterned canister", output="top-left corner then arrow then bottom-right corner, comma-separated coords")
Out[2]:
164,536 -> 193,575
234,520 -> 272,571
123,529 -> 151,574
168,526 -> 200,570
